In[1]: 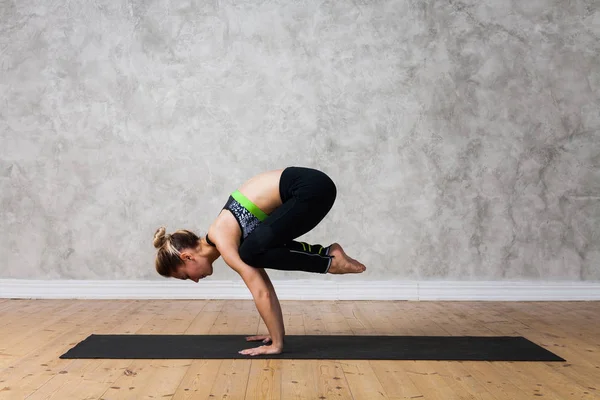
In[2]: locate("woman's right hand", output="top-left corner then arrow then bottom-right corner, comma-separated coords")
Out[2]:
245,335 -> 272,344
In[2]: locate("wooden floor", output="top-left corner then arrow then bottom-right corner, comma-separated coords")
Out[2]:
0,299 -> 598,400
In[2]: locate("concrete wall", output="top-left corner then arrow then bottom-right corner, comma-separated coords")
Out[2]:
1,0 -> 599,282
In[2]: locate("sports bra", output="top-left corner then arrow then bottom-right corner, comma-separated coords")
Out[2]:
205,190 -> 269,247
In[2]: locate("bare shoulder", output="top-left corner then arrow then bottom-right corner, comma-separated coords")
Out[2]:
207,210 -> 241,248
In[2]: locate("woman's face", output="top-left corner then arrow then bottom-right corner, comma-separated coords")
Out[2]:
173,249 -> 213,282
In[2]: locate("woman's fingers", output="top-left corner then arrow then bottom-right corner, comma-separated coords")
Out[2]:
245,335 -> 271,343
238,344 -> 282,356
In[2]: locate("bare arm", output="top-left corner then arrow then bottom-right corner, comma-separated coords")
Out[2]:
217,241 -> 285,352
258,268 -> 285,336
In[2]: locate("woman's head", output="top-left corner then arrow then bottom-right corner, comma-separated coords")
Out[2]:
153,227 -> 213,282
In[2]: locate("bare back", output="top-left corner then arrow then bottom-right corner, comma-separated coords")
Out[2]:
236,169 -> 285,214
208,169 -> 285,244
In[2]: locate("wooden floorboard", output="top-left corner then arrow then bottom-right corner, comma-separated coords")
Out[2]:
0,299 -> 597,400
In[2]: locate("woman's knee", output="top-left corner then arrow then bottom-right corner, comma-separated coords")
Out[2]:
326,176 -> 337,202
319,174 -> 337,208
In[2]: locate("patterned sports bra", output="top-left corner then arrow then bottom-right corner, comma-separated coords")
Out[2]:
205,190 -> 269,247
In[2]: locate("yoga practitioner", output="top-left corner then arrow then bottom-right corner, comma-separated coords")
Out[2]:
152,166 -> 366,356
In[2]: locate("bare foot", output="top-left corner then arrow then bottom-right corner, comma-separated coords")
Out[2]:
327,243 -> 366,274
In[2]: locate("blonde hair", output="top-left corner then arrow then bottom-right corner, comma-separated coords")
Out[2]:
153,227 -> 200,277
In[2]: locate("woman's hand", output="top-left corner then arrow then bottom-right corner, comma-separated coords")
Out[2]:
239,344 -> 283,356
245,335 -> 272,344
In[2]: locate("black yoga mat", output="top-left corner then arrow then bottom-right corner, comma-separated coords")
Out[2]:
60,334 -> 565,361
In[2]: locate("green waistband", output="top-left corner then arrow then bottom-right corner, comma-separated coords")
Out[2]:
231,190 -> 269,222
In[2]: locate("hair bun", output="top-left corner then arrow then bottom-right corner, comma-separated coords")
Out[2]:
153,227 -> 168,248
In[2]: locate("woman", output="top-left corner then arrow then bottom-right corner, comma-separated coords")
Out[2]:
153,166 -> 366,356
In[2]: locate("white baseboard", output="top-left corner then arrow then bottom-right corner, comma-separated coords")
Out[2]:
1,279 -> 600,301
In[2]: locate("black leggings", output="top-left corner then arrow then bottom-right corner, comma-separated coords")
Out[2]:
238,166 -> 337,273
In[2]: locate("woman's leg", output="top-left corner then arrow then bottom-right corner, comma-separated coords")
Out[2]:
238,167 -> 337,273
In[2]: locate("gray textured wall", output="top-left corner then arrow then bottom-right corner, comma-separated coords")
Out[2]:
1,0 -> 599,282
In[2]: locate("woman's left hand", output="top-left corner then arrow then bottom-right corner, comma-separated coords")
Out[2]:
239,344 -> 283,356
